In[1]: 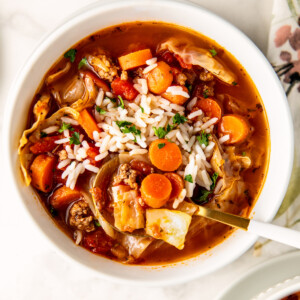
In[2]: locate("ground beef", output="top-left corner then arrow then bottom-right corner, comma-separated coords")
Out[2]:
175,72 -> 187,86
58,149 -> 68,161
88,54 -> 118,82
113,163 -> 139,189
199,69 -> 214,81
120,70 -> 128,81
69,200 -> 95,232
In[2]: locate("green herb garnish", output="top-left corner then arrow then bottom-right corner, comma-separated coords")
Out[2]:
64,49 -> 77,63
210,172 -> 218,190
78,57 -> 88,69
58,122 -> 74,133
184,174 -> 193,183
209,48 -> 217,57
140,106 -> 145,113
232,81 -> 237,86
50,206 -> 57,217
197,131 -> 210,147
94,220 -> 101,227
153,125 -> 172,139
242,151 -> 246,156
69,132 -> 81,145
116,121 -> 132,128
193,172 -> 219,205
158,143 -> 166,149
96,106 -> 106,114
173,113 -> 188,125
116,121 -> 141,138
117,95 -> 125,109
203,89 -> 209,98
186,84 -> 192,92
40,132 -> 48,138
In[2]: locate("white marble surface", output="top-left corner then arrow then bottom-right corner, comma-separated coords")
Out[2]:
1,0 -> 296,299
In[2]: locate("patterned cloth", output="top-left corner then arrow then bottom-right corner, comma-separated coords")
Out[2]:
256,0 -> 300,251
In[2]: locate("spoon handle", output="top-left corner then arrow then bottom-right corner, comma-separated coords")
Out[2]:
248,220 -> 300,249
195,206 -> 300,249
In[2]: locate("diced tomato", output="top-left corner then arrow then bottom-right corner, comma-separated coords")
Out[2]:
111,78 -> 138,101
86,146 -> 100,166
83,228 -> 114,254
160,50 -> 175,65
80,70 -> 110,92
174,54 -> 192,69
30,136 -> 60,154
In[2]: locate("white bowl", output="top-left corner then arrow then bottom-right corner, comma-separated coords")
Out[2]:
2,0 -> 294,286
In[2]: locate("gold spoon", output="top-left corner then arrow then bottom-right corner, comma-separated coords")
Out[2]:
93,157 -> 300,248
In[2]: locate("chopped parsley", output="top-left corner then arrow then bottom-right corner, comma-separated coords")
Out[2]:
64,49 -> 77,63
242,151 -> 246,156
158,143 -> 166,149
69,132 -> 81,145
116,121 -> 141,138
203,89 -> 209,98
209,48 -> 217,57
96,106 -> 106,114
232,81 -> 237,86
186,84 -> 192,92
153,125 -> 173,139
94,220 -> 101,227
78,57 -> 88,69
116,121 -> 132,128
40,131 -> 48,138
173,113 -> 187,125
50,206 -> 57,217
210,172 -> 218,190
117,95 -> 125,109
197,131 -> 210,147
184,174 -> 193,183
140,106 -> 145,113
193,172 -> 219,205
58,122 -> 74,133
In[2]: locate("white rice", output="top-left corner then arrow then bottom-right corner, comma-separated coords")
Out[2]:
143,63 -> 157,74
57,159 -> 71,169
166,86 -> 189,98
188,109 -> 203,119
219,134 -> 230,144
56,67 -> 220,193
201,117 -> 218,130
42,126 -> 59,134
55,137 -> 70,144
146,57 -> 157,65
61,117 -> 79,126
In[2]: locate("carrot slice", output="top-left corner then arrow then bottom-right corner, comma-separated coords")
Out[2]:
30,154 -> 56,192
164,173 -> 184,201
195,98 -> 222,120
50,186 -> 82,209
162,86 -> 189,105
218,114 -> 250,144
118,49 -> 152,70
149,139 -> 182,172
141,174 -> 172,208
78,109 -> 101,139
147,61 -> 173,94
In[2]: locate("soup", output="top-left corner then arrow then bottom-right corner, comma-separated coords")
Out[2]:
18,22 -> 270,265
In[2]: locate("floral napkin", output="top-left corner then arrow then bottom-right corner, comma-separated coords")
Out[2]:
255,0 -> 300,252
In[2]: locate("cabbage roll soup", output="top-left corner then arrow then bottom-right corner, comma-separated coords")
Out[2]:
18,22 -> 270,265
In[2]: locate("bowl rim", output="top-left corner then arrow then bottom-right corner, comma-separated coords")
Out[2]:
2,0 -> 294,286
